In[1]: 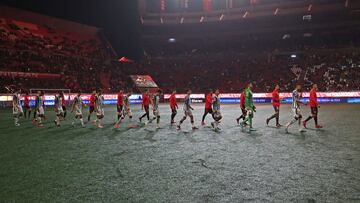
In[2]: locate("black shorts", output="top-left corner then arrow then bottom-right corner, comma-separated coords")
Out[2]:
62,106 -> 66,111
273,106 -> 279,113
205,108 -> 213,114
117,105 -> 124,113
144,105 -> 149,112
311,107 -> 318,115
89,106 -> 95,113
241,106 -> 246,114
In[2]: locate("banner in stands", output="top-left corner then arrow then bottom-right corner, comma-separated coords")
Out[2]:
0,71 -> 61,79
130,75 -> 158,88
1,92 -> 360,106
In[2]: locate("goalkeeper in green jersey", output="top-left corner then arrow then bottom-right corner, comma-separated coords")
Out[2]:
240,82 -> 256,132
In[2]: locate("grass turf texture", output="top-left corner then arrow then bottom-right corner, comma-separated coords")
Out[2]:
0,103 -> 359,202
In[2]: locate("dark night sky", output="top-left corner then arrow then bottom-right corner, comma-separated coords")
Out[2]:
0,0 -> 142,60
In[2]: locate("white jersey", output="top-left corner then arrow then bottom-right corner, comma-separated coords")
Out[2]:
54,95 -> 63,113
212,95 -> 220,111
292,90 -> 301,109
183,95 -> 193,116
12,93 -> 23,115
73,95 -> 83,115
96,95 -> 104,116
123,95 -> 132,117
153,95 -> 160,116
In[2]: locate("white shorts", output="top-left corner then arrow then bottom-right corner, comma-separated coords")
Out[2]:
184,109 -> 193,117
153,108 -> 160,117
75,107 -> 83,116
38,106 -> 44,115
96,108 -> 104,116
213,111 -> 222,121
292,108 -> 301,119
56,106 -> 64,115
125,108 -> 132,117
13,105 -> 23,115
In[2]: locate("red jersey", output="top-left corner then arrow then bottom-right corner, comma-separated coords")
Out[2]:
309,88 -> 318,107
142,93 -> 150,107
240,92 -> 245,108
169,93 -> 177,109
24,95 -> 29,107
89,93 -> 96,107
272,89 -> 280,107
205,93 -> 213,109
117,92 -> 124,106
61,95 -> 66,106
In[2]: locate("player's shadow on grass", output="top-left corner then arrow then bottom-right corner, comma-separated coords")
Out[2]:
144,129 -> 157,142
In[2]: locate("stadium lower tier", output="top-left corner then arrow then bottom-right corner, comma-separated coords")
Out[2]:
1,92 -> 360,107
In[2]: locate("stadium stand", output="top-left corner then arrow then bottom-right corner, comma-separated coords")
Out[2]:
0,6 -> 122,93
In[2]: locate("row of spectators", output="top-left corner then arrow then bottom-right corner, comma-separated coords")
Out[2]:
0,17 -> 122,93
136,47 -> 360,93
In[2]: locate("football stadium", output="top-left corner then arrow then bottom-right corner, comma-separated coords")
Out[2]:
0,0 -> 359,202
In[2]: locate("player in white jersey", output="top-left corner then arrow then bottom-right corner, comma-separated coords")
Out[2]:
93,90 -> 105,128
34,91 -> 45,128
151,89 -> 162,129
211,89 -> 222,131
114,91 -> 133,129
177,89 -> 198,130
285,84 -> 307,133
12,89 -> 23,126
54,92 -> 64,127
71,91 -> 85,127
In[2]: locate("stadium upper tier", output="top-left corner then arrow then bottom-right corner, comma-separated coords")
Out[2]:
140,0 -> 358,25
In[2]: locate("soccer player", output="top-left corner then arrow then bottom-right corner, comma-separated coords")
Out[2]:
12,89 -> 23,126
211,89 -> 222,131
240,83 -> 256,131
34,91 -> 45,127
285,84 -> 307,133
152,89 -> 162,129
60,92 -> 67,120
177,89 -> 198,130
116,89 -> 124,121
303,84 -> 323,129
23,92 -> 31,119
139,89 -> 151,124
169,90 -> 178,124
123,91 -> 133,120
266,84 -> 282,127
114,91 -> 133,129
201,89 -> 213,126
236,88 -> 246,124
87,90 -> 97,122
93,90 -> 105,128
71,91 -> 85,127
54,92 -> 64,127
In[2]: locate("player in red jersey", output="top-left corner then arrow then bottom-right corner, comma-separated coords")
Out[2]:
303,84 -> 323,129
139,89 -> 151,124
87,90 -> 97,122
23,92 -> 32,119
116,89 -> 124,121
60,92 -> 67,119
201,89 -> 214,126
169,90 -> 178,124
266,84 -> 282,127
236,89 -> 246,124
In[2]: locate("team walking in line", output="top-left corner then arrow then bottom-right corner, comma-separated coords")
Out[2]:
11,83 -> 322,132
